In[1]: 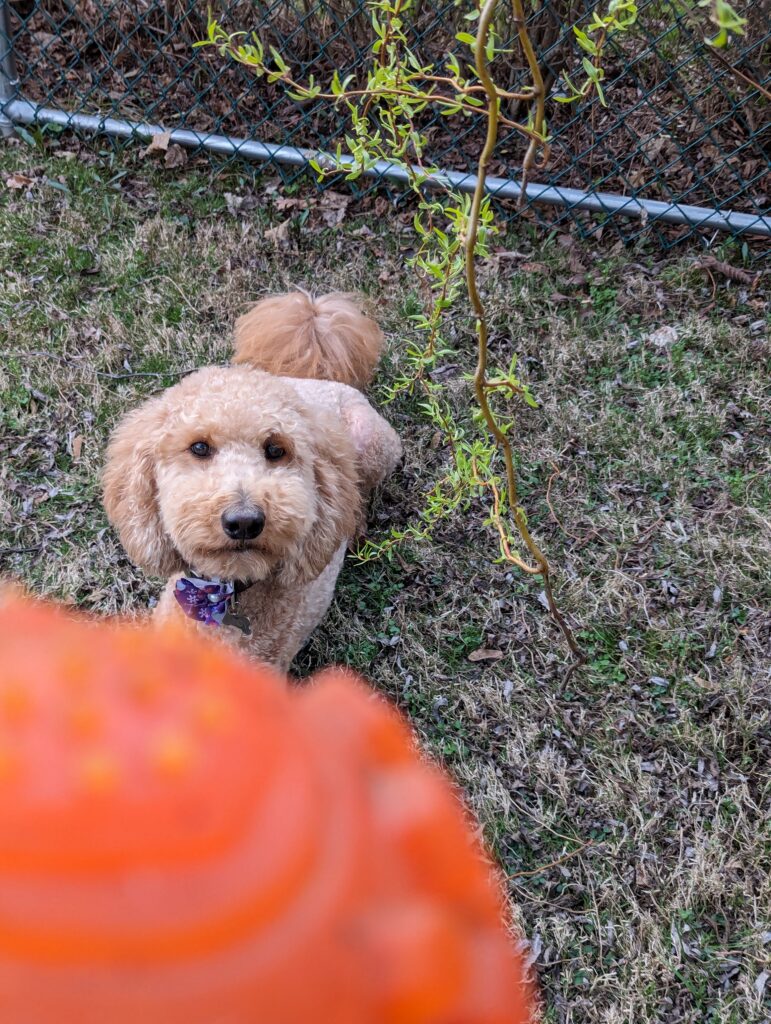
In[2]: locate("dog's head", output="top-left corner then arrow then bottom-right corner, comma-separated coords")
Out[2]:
102,367 -> 360,584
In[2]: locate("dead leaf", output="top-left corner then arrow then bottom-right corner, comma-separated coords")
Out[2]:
5,172 -> 34,190
321,206 -> 348,228
164,144 -> 187,168
520,261 -> 548,274
647,325 -> 678,349
264,219 -> 292,246
224,192 -> 258,216
319,190 -> 349,227
643,135 -> 666,160
670,922 -> 685,960
698,255 -> 759,288
140,131 -> 171,158
468,648 -> 504,663
274,196 -> 307,211
148,131 -> 171,152
321,190 -> 349,205
70,435 -> 83,462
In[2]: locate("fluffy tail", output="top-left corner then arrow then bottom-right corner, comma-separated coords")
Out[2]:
232,291 -> 383,389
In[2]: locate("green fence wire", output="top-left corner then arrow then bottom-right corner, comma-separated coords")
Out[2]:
1,0 -> 769,260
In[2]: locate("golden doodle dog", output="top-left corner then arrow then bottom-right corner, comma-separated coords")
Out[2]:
103,292 -> 401,669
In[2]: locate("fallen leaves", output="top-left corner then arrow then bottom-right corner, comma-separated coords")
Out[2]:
138,133 -> 187,168
4,172 -> 35,190
467,647 -> 504,663
224,192 -> 258,216
222,180 -> 355,239
318,190 -> 349,227
264,219 -> 292,246
647,325 -> 679,349
163,144 -> 187,169
69,435 -> 84,462
139,131 -> 171,157
755,970 -> 769,999
274,195 -> 305,212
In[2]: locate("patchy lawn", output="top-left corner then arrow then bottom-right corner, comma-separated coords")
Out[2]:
1,138 -> 769,1023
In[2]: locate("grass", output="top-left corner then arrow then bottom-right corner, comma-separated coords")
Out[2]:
1,135 -> 770,1023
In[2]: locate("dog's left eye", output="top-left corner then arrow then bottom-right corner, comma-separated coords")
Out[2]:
190,441 -> 212,458
264,442 -> 286,461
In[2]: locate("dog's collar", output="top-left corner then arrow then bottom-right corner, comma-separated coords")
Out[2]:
173,570 -> 254,636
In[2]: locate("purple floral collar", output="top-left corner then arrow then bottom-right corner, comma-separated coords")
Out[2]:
174,573 -> 252,635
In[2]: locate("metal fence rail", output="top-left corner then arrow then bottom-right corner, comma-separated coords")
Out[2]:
1,0 -> 769,258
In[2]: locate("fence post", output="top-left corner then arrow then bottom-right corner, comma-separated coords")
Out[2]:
0,0 -> 18,138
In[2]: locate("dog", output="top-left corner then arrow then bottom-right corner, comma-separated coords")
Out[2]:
103,291 -> 401,670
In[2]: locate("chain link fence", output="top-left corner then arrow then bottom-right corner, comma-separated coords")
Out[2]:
1,0 -> 769,260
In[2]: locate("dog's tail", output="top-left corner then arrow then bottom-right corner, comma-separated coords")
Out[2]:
232,290 -> 383,390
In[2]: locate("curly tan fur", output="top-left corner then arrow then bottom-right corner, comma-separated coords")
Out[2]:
103,293 -> 401,670
233,291 -> 383,389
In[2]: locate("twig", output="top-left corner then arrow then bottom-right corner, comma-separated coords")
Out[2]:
209,26 -> 547,143
96,369 -> 198,380
465,0 -> 584,669
510,0 -> 547,193
545,461 -> 582,542
213,3 -> 585,672
160,276 -> 206,315
509,839 -> 594,879
696,255 -> 761,289
705,43 -> 771,101
0,350 -> 198,380
0,349 -> 70,362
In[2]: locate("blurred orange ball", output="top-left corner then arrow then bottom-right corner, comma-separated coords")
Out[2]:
0,595 -> 534,1023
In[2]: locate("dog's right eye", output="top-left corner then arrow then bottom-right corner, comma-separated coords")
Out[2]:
190,441 -> 212,458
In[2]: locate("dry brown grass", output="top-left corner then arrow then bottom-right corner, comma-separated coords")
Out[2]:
1,139 -> 769,1023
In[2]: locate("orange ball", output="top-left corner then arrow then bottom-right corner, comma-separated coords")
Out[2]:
0,595 -> 534,1023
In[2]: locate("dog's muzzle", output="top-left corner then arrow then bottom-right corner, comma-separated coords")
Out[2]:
221,507 -> 266,542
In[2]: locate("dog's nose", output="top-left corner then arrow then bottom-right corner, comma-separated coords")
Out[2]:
221,508 -> 266,541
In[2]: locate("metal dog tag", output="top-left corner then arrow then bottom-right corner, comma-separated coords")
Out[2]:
222,609 -> 252,636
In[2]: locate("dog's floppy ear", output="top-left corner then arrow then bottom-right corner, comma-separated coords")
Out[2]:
102,397 -> 183,577
287,419 -> 361,585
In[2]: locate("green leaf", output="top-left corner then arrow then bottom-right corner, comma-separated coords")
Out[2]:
581,58 -> 604,86
14,125 -> 37,147
269,46 -> 287,71
573,27 -> 597,54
